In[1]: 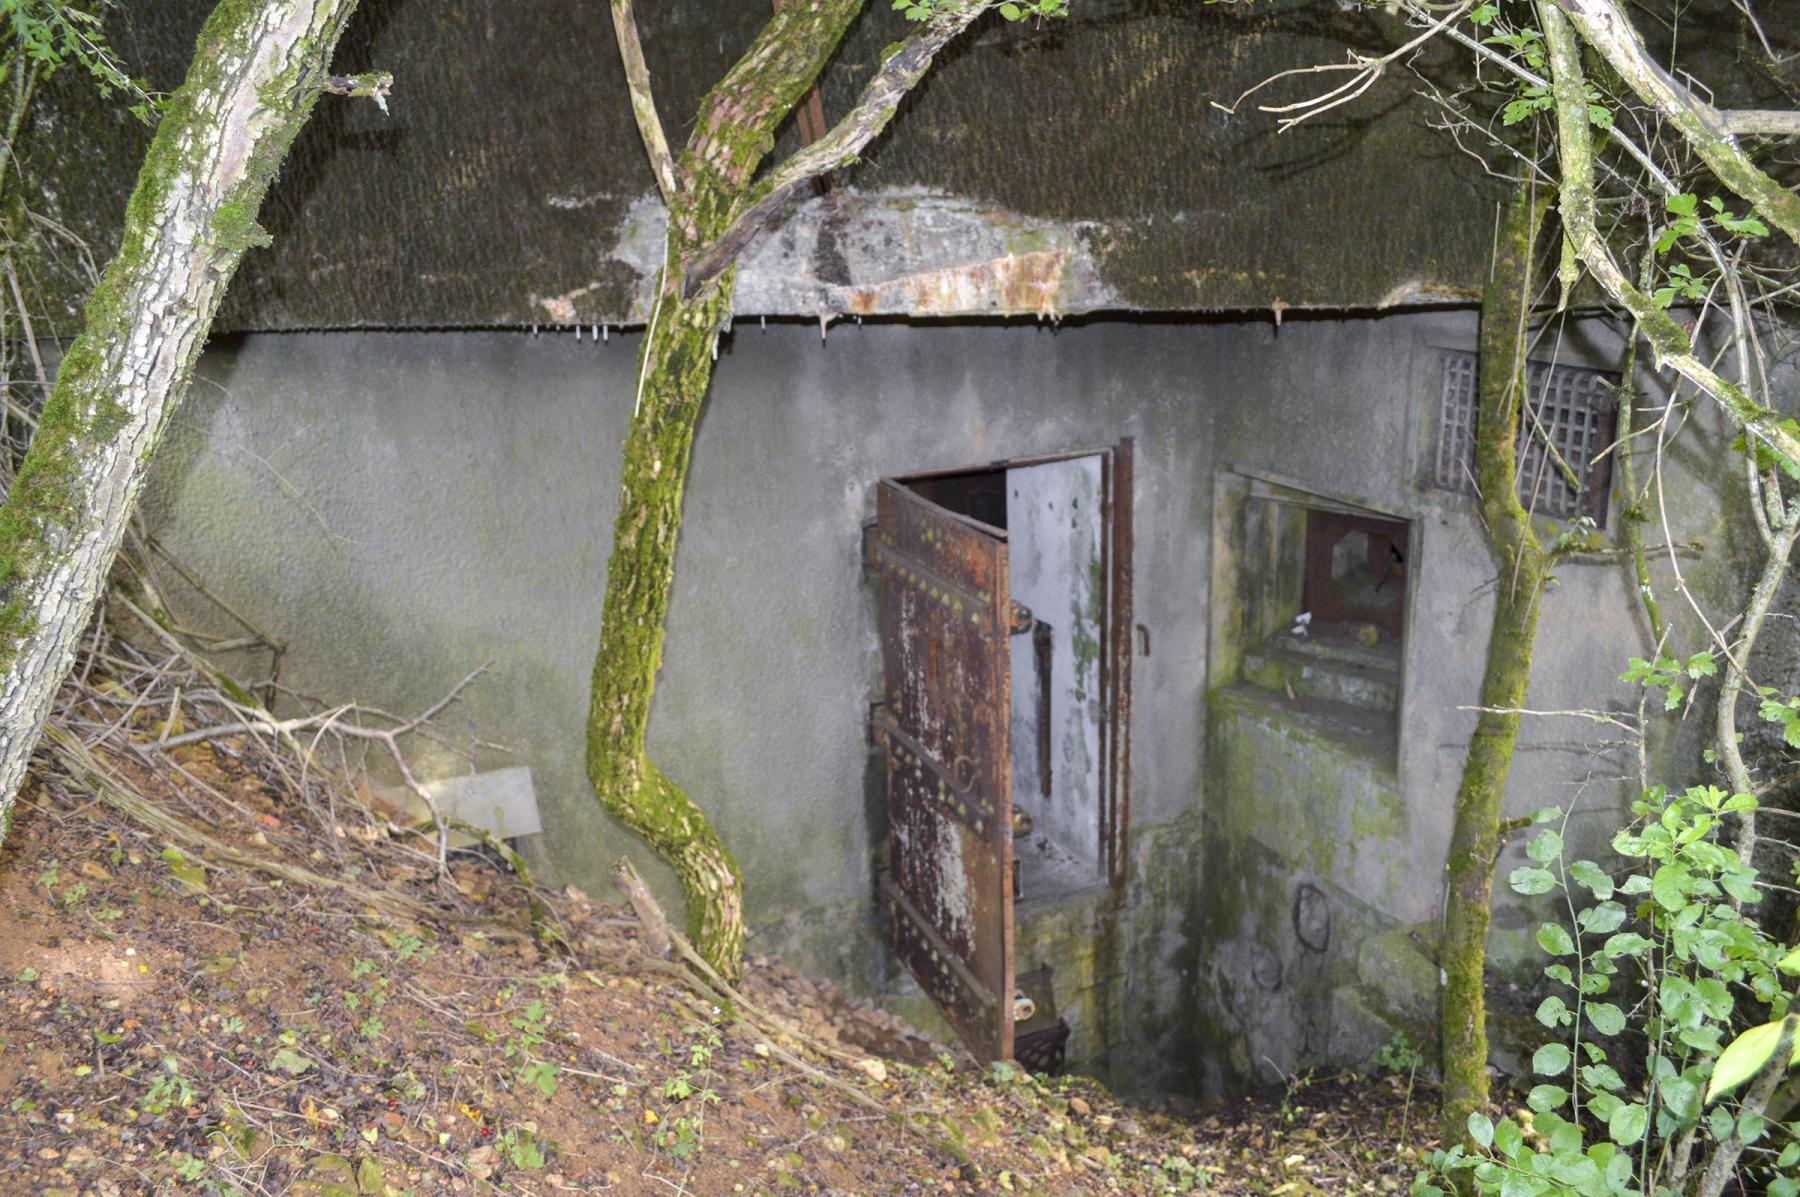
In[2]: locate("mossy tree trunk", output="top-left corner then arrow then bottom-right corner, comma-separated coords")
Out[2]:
587,0 -> 867,984
590,0 -> 1000,983
1439,185 -> 1552,1147
0,0 -> 364,838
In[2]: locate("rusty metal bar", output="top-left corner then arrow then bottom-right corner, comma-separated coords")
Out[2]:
1034,620 -> 1052,799
769,0 -> 834,194
1107,438 -> 1135,891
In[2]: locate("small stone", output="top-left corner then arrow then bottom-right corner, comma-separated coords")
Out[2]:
1069,1097 -> 1091,1117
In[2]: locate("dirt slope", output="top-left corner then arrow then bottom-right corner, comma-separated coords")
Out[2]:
0,742 -> 1426,1196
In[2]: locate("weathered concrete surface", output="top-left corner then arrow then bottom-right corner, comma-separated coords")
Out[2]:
1194,309 -> 1749,1091
140,319 -> 1217,1011
139,311 -> 1754,1096
27,0 -> 1524,330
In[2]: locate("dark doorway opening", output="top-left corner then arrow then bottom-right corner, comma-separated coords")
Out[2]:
866,442 -> 1133,1067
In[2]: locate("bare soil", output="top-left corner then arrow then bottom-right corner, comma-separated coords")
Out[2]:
0,741 -> 1431,1196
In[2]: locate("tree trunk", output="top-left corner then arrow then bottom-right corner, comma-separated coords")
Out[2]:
1439,185 -> 1552,1147
587,0 -> 865,983
0,0 -> 363,838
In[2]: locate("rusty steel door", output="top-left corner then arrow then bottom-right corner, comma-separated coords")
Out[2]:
868,479 -> 1015,1064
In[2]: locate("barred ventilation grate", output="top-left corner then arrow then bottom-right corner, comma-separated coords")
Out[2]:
1434,352 -> 1619,524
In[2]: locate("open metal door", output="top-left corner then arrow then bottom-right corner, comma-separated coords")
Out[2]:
868,478 -> 1015,1064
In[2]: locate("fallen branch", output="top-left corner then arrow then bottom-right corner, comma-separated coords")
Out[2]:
150,664 -> 488,878
613,855 -> 673,959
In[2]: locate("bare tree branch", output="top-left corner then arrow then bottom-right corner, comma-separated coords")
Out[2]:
679,3 -> 993,298
610,0 -> 677,207
1555,0 -> 1800,244
1721,108 -> 1800,136
1540,1 -> 1800,473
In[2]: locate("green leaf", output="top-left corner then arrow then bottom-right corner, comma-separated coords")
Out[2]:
1778,945 -> 1800,975
1536,996 -> 1570,1028
1527,1084 -> 1568,1113
1706,1020 -> 1800,1102
999,1 -> 1023,16
1527,830 -> 1563,864
1607,1102 -> 1647,1146
1533,1043 -> 1572,1077
1577,901 -> 1625,935
1537,923 -> 1575,957
1567,860 -> 1613,899
1493,1117 -> 1523,1157
160,846 -> 208,893
1586,1003 -> 1626,1036
1467,1112 -> 1495,1149
1652,864 -> 1686,911
1580,1063 -> 1625,1092
1511,867 -> 1558,896
269,1047 -> 314,1076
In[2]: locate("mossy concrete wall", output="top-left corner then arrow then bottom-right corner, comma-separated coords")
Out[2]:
1195,310 -> 1750,1092
139,311 -> 1752,1097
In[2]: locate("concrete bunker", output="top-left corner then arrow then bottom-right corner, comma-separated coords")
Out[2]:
868,444 -> 1133,1074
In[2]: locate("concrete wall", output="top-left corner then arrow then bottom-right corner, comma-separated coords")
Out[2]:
139,311 -> 1750,1098
1192,311 -> 1745,1092
143,320 -> 1215,1002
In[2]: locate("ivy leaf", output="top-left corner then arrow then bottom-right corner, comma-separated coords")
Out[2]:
1527,1084 -> 1569,1113
1580,1062 -> 1625,1092
1651,864 -> 1686,911
1527,829 -> 1563,865
1577,901 -> 1625,935
269,1047 -> 314,1075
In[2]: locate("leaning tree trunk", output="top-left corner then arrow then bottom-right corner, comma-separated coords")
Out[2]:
587,0 -> 866,983
1439,186 -> 1552,1147
0,0 -> 365,838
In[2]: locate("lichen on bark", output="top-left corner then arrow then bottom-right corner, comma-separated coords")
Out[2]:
586,0 -> 867,983
0,0 -> 363,833
1438,184 -> 1552,1148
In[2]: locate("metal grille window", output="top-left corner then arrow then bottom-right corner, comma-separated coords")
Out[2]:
1433,351 -> 1618,524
